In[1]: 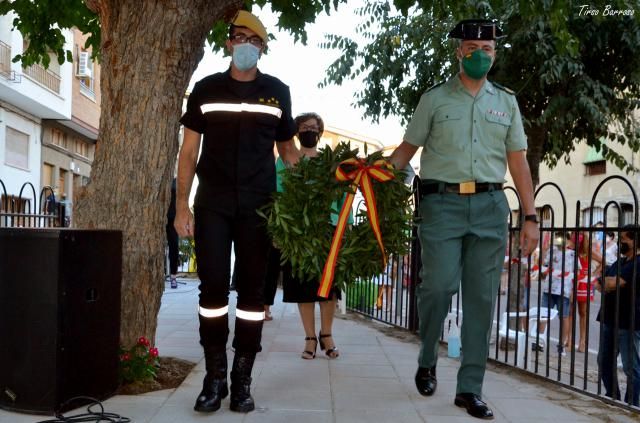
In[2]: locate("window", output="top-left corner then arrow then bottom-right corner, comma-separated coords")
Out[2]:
59,169 -> 67,198
582,206 -> 604,227
42,163 -> 55,188
74,138 -> 89,158
585,160 -> 606,175
51,128 -> 68,149
77,47 -> 95,98
621,203 -> 634,225
5,127 -> 29,169
539,205 -> 552,228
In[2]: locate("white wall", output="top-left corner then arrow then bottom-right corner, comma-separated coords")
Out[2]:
0,107 -> 42,201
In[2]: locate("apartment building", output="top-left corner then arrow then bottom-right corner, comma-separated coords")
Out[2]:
0,14 -> 100,224
320,126 -> 384,155
525,139 -> 638,228
40,28 -> 100,223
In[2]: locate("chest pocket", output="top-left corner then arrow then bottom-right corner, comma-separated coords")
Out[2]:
484,111 -> 511,141
428,109 -> 463,153
433,109 -> 462,124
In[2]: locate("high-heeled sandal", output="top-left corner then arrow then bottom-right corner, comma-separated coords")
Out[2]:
318,332 -> 340,359
301,336 -> 317,360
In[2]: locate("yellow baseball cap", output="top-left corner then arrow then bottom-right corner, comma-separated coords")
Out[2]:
232,10 -> 268,44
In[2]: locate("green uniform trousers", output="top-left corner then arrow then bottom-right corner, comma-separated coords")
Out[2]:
417,189 -> 509,395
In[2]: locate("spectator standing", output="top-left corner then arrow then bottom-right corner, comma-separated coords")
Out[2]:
540,233 -> 580,356
596,225 -> 640,406
281,112 -> 344,360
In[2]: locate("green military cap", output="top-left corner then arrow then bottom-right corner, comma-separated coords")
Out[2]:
448,19 -> 504,40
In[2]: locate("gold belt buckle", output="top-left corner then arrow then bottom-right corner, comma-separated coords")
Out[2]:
459,181 -> 476,195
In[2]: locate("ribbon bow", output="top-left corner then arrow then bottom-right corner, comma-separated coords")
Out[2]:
317,158 -> 395,298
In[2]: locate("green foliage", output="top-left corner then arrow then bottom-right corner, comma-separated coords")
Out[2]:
320,0 -> 640,176
259,142 -> 413,291
1,1 -> 346,66
206,0 -> 347,52
178,238 -> 195,268
0,0 -> 100,68
118,337 -> 160,384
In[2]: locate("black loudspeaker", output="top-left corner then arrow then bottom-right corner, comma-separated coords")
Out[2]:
0,228 -> 122,414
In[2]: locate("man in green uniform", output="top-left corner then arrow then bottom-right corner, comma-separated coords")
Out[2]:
390,19 -> 538,420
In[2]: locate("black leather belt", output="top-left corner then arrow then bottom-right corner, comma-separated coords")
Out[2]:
420,181 -> 503,196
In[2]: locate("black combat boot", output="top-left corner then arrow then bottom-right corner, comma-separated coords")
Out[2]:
194,348 -> 228,412
229,352 -> 256,412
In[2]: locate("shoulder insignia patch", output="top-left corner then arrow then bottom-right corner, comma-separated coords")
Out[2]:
491,81 -> 515,95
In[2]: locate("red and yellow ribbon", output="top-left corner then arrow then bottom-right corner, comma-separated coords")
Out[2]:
317,158 -> 395,298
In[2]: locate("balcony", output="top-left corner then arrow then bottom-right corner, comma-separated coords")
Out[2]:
23,62 -> 61,94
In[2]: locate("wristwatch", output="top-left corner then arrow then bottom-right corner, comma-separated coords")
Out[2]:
524,214 -> 539,224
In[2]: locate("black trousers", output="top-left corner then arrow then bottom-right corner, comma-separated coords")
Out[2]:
264,246 -> 281,306
166,220 -> 179,275
194,205 -> 270,353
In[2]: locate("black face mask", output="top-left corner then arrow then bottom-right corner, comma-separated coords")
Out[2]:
620,242 -> 631,255
298,131 -> 319,148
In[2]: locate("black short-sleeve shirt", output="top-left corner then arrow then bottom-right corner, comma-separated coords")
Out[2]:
598,255 -> 640,329
180,69 -> 297,211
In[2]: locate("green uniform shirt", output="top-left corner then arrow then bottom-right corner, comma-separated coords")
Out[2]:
275,156 -> 286,193
404,75 -> 527,183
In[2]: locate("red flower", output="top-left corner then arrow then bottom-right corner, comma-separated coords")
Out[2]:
137,337 -> 150,347
120,353 -> 131,362
149,347 -> 159,358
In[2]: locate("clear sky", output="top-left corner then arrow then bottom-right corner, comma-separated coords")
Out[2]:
188,1 -> 406,147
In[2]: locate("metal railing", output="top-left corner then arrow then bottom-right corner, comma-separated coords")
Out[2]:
22,62 -> 61,94
0,179 -> 66,228
346,175 -> 640,413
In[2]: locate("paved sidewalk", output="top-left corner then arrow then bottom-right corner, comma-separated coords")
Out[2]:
2,278 -> 638,422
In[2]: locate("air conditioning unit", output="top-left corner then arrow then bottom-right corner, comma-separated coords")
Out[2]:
76,51 -> 92,78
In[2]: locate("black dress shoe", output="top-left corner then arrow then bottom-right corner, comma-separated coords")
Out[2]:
454,393 -> 494,420
414,366 -> 437,396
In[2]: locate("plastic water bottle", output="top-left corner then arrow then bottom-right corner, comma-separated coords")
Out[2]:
447,319 -> 461,358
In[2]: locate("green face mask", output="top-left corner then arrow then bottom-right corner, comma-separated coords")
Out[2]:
461,49 -> 493,80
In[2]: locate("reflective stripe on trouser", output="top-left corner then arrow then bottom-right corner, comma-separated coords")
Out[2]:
195,205 -> 270,353
416,190 -> 508,396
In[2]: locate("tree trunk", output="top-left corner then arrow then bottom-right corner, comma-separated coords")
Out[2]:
74,0 -> 242,347
525,123 -> 546,188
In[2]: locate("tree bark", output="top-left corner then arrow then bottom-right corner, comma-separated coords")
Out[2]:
74,0 -> 243,347
525,123 -> 546,188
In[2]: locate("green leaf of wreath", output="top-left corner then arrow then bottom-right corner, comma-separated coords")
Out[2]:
262,142 -> 414,291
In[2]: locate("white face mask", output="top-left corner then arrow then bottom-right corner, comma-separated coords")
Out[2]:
232,43 -> 260,71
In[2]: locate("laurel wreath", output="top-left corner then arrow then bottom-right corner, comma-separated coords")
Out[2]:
259,142 -> 414,291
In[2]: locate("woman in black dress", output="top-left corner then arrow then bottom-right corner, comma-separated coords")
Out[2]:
281,112 -> 341,359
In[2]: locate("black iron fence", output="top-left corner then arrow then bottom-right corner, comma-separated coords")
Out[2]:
0,179 -> 66,228
347,175 -> 640,412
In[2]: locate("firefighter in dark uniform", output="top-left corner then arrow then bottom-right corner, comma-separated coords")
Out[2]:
390,19 -> 538,419
175,10 -> 300,414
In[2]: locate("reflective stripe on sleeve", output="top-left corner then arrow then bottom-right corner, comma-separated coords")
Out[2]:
236,308 -> 265,321
198,305 -> 229,318
200,102 -> 282,118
